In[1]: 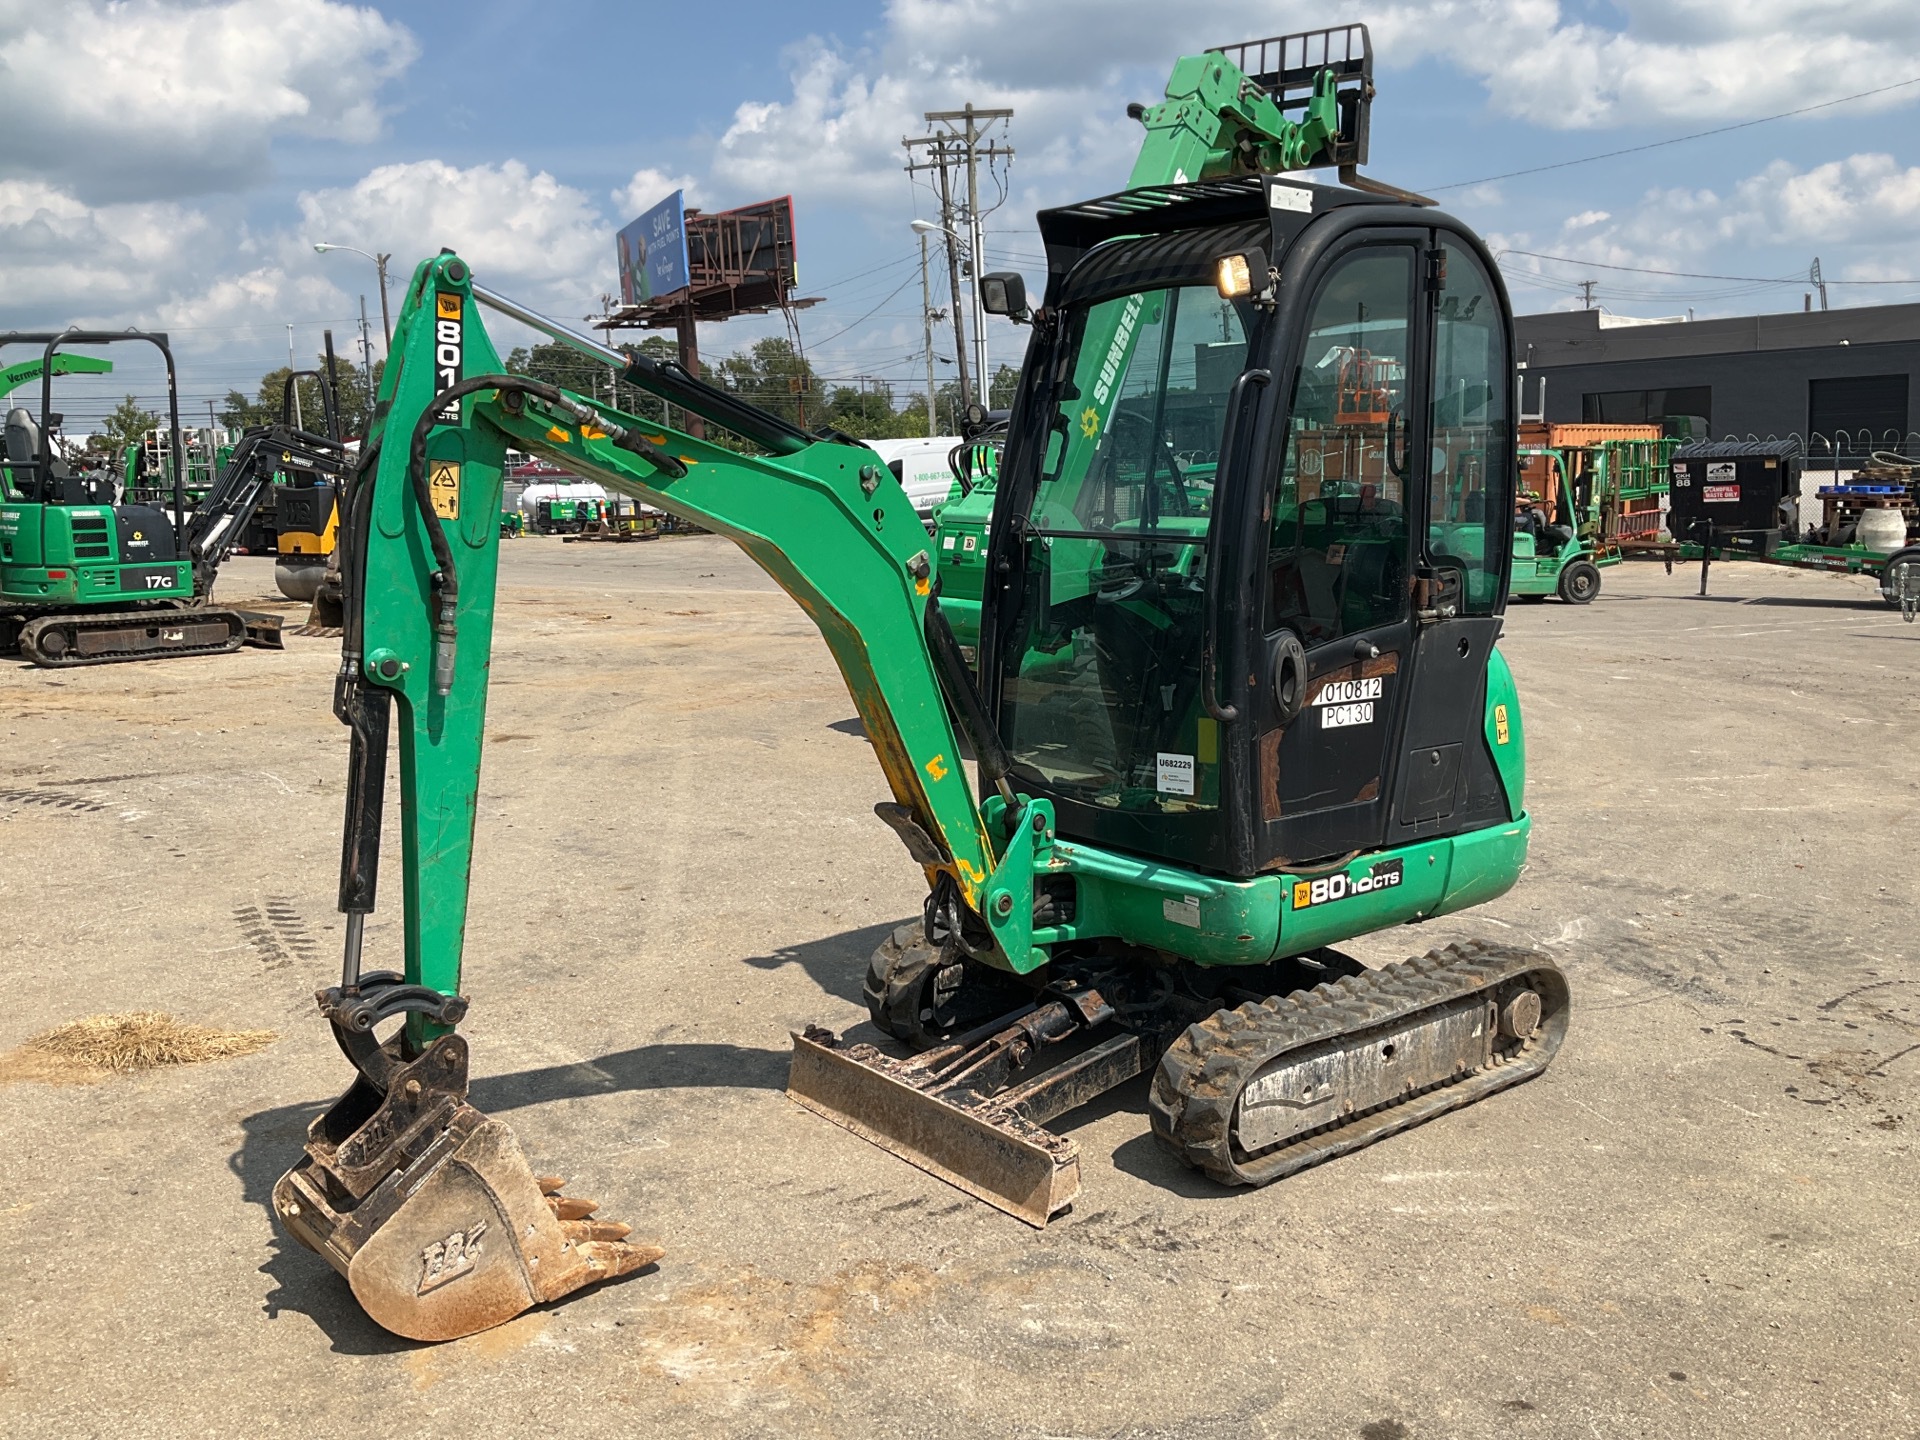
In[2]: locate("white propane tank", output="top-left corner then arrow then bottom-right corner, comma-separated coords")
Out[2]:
1855,507 -> 1907,554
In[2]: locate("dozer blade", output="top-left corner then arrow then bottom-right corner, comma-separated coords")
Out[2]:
788,1027 -> 1080,1227
237,609 -> 285,649
274,1034 -> 661,1342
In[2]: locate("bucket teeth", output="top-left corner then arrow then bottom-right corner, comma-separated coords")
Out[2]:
547,1194 -> 601,1221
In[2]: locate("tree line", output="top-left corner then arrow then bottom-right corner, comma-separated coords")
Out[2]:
505,334 -> 1018,442
94,333 -> 1011,456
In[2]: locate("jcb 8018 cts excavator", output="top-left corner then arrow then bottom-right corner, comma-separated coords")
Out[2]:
272,26 -> 1567,1342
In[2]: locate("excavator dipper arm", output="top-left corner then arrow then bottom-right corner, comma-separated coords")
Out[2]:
273,252 -> 1016,1340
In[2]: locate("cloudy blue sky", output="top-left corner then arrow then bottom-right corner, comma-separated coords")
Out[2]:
4,0 -> 1917,429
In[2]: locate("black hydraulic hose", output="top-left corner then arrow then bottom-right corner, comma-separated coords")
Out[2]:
618,350 -> 813,456
336,435 -> 383,686
406,373 -> 688,695
923,576 -> 1016,799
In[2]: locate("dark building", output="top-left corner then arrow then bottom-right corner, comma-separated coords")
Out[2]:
1513,303 -> 1920,459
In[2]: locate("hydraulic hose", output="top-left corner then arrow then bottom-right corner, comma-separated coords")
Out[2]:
405,373 -> 687,695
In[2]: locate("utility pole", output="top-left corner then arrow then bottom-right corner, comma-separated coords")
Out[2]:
918,229 -> 940,438
914,151 -> 972,412
375,253 -> 392,355
1578,279 -> 1597,310
286,322 -> 304,429
904,103 -> 1013,416
359,295 -> 377,429
1810,257 -> 1829,311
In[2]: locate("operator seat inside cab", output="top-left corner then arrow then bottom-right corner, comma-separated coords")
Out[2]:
3,408 -> 113,505
4,407 -> 43,498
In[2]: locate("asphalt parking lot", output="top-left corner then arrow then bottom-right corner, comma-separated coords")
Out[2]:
1,540 -> 1914,1439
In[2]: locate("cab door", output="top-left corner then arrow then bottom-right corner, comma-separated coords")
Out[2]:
1253,236 -> 1423,864
1389,231 -> 1518,842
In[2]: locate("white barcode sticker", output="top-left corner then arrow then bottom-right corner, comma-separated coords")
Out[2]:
1156,752 -> 1195,795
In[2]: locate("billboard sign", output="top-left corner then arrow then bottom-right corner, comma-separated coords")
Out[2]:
616,190 -> 690,305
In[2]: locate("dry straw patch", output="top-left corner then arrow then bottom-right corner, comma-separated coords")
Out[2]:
0,1011 -> 275,1086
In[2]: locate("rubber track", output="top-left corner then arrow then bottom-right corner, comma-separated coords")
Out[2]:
1149,940 -> 1569,1187
19,607 -> 247,667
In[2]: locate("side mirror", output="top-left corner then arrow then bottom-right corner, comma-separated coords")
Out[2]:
980,271 -> 1029,320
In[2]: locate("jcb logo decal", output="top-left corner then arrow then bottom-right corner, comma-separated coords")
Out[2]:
1291,858 -> 1404,910
434,291 -> 464,421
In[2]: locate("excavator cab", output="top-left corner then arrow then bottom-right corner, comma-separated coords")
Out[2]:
981,176 -> 1517,876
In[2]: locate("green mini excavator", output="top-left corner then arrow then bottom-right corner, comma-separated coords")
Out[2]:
272,25 -> 1568,1342
0,331 -> 344,664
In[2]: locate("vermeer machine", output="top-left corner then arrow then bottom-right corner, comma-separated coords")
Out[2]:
271,26 -> 1567,1341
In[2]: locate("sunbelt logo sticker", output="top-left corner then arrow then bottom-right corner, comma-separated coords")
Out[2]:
1292,857 -> 1404,910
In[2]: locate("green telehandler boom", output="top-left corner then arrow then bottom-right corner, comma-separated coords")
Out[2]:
272,25 -> 1567,1343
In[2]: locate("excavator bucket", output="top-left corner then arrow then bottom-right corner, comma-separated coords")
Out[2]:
273,1033 -> 660,1342
297,564 -> 344,637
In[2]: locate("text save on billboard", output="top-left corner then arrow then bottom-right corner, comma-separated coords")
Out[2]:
617,191 -> 691,306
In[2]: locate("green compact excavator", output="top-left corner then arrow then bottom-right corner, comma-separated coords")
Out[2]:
0,331 -> 344,664
271,25 -> 1567,1342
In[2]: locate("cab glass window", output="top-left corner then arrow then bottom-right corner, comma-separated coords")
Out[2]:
1428,240 -> 1510,613
1265,248 -> 1413,644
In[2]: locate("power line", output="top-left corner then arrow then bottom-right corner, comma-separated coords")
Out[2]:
1500,249 -> 1920,284
799,273 -> 921,347
1428,74 -> 1920,192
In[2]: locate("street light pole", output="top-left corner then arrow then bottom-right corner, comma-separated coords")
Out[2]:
918,230 -> 938,439
375,252 -> 392,352
314,242 -> 393,357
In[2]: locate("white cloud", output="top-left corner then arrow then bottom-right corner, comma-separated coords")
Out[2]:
0,179 -> 217,319
1492,151 -> 1920,314
1373,0 -> 1920,129
715,41 -> 927,209
297,159 -> 612,306
708,0 -> 1920,221
0,0 -> 416,202
612,167 -> 706,220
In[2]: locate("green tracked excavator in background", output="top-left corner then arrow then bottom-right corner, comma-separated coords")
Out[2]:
271,25 -> 1568,1343
0,331 -> 346,664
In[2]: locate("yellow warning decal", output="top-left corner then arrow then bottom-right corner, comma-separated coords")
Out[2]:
437,292 -> 463,321
429,460 -> 460,520
1493,703 -> 1510,746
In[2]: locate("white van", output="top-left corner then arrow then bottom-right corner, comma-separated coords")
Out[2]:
866,437 -> 964,524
